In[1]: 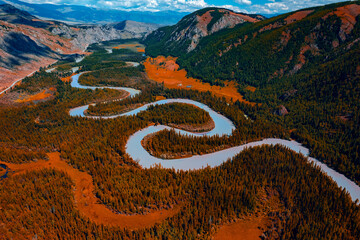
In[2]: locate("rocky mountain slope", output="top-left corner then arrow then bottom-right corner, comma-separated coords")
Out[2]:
0,4 -> 158,93
2,0 -> 186,25
144,8 -> 264,56
146,2 -> 360,87
52,20 -> 159,51
0,4 -> 81,93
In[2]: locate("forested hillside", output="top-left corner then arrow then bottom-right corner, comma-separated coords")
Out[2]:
1,4 -> 360,237
145,2 -> 360,87
144,7 -> 264,56
144,1 -> 360,186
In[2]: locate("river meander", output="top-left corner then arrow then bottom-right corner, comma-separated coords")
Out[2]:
69,69 -> 360,202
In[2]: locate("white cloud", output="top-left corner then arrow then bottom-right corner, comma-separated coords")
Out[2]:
94,0 -> 208,12
265,2 -> 289,11
248,0 -> 350,14
12,0 -> 353,14
214,4 -> 245,13
236,0 -> 252,5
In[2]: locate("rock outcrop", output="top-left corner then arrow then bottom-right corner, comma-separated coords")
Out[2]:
144,8 -> 264,56
51,20 -> 158,51
0,4 -> 158,93
275,105 -> 289,116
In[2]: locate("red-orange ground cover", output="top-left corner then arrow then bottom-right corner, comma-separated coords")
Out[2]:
284,10 -> 314,24
15,88 -> 54,103
0,152 -> 179,229
155,95 -> 166,101
214,217 -> 268,240
61,73 -> 77,82
113,43 -> 145,53
245,86 -> 257,92
144,56 -> 255,105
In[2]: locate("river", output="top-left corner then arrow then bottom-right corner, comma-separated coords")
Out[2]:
0,164 -> 9,180
68,67 -> 360,202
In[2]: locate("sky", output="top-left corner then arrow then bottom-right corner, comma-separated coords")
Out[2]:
18,0 -> 351,14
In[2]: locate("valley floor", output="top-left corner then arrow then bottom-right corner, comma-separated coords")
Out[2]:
0,152 -> 179,229
143,56 -> 255,104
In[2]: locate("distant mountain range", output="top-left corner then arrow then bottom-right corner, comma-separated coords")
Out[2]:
0,3 -> 158,92
0,0 -> 187,25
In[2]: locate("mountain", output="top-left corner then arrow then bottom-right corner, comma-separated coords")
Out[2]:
146,2 -> 360,87
144,2 -> 360,189
144,8 -> 265,56
3,0 -> 187,25
50,20 -> 159,51
0,4 -> 81,93
0,4 -> 158,93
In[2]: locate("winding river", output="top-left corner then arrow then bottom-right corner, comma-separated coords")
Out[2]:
69,71 -> 141,117
68,69 -> 360,202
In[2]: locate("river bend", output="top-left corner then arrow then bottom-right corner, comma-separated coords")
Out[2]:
69,70 -> 360,202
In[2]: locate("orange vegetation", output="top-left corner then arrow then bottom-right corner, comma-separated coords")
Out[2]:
289,129 -> 297,134
292,44 -> 318,73
113,43 -> 145,53
61,73 -> 77,82
0,152 -> 179,229
15,89 -> 54,103
198,11 -> 213,31
155,96 -> 167,101
284,10 -> 314,24
214,217 -> 268,240
259,22 -> 283,33
260,10 -> 314,33
219,9 -> 260,23
114,44 -> 139,49
144,56 -> 255,105
214,187 -> 284,240
324,4 -> 360,40
245,86 -> 256,92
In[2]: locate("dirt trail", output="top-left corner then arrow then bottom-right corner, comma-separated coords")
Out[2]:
0,152 -> 179,229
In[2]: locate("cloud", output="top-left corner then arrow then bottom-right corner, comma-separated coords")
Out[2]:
235,0 -> 252,5
249,0 -> 349,14
16,0 -> 207,12
265,2 -> 289,11
212,4 -> 246,13
14,0 -> 353,14
94,0 -> 209,12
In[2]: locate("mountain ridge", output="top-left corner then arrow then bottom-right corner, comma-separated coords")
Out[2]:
2,0 -> 187,25
0,4 -> 158,93
145,1 -> 360,86
144,7 -> 265,56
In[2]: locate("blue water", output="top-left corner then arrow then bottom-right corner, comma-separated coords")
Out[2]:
68,68 -> 360,202
0,164 -> 9,180
69,72 -> 141,118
